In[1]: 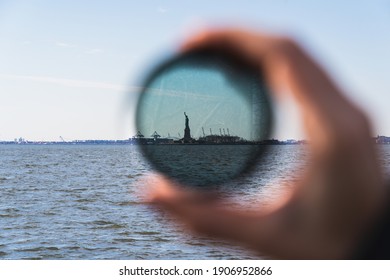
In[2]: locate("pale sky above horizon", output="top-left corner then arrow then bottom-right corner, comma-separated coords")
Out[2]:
0,0 -> 389,141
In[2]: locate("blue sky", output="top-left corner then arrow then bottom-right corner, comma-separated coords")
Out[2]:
0,0 -> 389,141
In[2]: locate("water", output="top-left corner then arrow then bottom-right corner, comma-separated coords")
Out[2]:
142,144 -> 265,187
1,144 -> 389,259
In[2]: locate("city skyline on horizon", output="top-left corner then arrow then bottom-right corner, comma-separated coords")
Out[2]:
4,134 -> 390,144
1,1 -> 389,142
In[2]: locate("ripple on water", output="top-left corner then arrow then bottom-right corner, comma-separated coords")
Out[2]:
186,241 -> 207,247
16,246 -> 60,253
75,198 -> 97,203
116,201 -> 143,206
91,220 -> 126,229
152,237 -> 170,242
0,251 -> 7,257
112,238 -> 137,243
134,231 -> 160,235
0,208 -> 21,218
126,173 -> 143,179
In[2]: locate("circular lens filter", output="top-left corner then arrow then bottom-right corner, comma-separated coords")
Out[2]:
135,47 -> 273,188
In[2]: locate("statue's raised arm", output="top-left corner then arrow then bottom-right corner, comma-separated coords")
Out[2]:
184,112 -> 189,127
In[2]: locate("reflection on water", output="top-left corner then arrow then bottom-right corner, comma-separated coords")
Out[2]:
142,145 -> 265,187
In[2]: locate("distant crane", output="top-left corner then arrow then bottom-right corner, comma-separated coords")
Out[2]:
219,128 -> 222,136
223,128 -> 226,135
227,128 -> 230,136
135,131 -> 144,138
210,128 -> 212,135
59,136 -> 66,142
202,127 -> 206,137
151,131 -> 161,141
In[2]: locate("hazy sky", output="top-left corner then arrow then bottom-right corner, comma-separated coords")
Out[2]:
0,0 -> 389,141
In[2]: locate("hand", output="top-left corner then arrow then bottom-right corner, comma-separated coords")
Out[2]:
146,29 -> 387,259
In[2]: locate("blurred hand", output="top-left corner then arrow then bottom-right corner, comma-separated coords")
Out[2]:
145,29 -> 387,259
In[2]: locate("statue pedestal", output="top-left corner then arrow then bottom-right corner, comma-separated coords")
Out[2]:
184,127 -> 191,143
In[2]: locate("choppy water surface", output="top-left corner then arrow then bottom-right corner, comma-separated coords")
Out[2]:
1,144 -> 388,259
143,145 -> 265,187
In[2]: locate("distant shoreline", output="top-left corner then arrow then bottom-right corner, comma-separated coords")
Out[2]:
0,139 -> 307,146
1,135 -> 389,145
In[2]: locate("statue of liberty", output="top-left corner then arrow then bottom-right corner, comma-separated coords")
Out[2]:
183,112 -> 191,142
